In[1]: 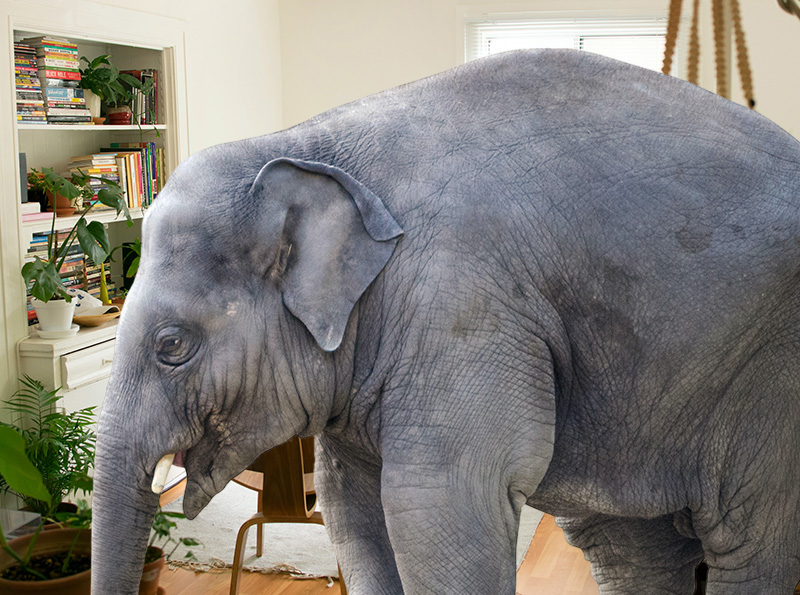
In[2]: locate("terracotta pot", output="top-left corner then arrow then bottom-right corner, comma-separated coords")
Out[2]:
138,548 -> 165,595
0,528 -> 91,595
22,502 -> 80,532
45,190 -> 77,217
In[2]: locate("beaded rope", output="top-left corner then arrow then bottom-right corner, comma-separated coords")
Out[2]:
662,0 -> 684,75
662,0 -> 756,109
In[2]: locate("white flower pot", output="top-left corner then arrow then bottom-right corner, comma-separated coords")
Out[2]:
32,297 -> 76,332
84,89 -> 101,118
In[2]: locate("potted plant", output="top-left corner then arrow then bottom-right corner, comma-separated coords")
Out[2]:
25,170 -> 49,213
141,508 -> 201,595
78,55 -> 154,125
0,407 -> 92,594
0,376 -> 95,519
21,168 -> 131,332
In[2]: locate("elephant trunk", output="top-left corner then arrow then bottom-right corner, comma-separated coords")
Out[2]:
91,415 -> 162,595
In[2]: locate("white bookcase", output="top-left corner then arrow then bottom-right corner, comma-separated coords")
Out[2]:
0,2 -> 189,413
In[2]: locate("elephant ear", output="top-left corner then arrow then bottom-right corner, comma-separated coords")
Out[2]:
251,158 -> 404,352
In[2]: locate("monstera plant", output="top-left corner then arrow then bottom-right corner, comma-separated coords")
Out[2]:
21,168 -> 131,332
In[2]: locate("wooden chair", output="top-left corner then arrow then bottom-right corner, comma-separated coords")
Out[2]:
229,436 -> 347,595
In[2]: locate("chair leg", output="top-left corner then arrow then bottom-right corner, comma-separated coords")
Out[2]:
256,491 -> 264,558
230,514 -> 265,595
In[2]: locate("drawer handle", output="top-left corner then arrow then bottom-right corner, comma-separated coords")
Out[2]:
102,358 -> 114,365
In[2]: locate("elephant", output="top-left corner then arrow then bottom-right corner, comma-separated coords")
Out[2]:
91,48 -> 800,594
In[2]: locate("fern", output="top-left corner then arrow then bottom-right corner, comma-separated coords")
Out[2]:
0,376 -> 96,516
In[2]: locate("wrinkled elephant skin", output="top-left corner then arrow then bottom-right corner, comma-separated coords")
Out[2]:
92,50 -> 800,594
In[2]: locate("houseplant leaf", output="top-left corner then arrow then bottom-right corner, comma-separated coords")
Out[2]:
21,258 -> 66,303
97,186 -> 131,223
76,219 -> 110,266
0,426 -> 51,503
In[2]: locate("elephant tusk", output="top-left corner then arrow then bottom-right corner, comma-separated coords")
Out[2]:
151,453 -> 175,494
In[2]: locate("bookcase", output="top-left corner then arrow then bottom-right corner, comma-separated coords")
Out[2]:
0,3 -> 189,414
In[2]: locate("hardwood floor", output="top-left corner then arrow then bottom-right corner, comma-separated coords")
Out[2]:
159,514 -> 598,595
515,515 -> 598,595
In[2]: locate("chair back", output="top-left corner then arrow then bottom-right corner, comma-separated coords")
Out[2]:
248,436 -> 316,519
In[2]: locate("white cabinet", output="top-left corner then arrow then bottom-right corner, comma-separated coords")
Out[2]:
17,321 -> 118,413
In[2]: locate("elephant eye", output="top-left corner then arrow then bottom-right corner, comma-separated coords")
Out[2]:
155,327 -> 198,366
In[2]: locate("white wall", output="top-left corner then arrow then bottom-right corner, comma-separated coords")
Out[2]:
94,0 -> 284,150
278,0 -> 800,138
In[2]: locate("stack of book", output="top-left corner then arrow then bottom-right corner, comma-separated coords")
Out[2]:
14,43 -> 45,124
68,153 -> 120,210
21,36 -> 91,125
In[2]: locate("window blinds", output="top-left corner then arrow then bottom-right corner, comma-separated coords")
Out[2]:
465,17 -> 669,73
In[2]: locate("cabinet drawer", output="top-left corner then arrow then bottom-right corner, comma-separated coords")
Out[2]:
60,339 -> 116,391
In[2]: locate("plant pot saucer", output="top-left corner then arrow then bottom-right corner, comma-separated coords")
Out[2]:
36,323 -> 79,339
73,311 -> 120,327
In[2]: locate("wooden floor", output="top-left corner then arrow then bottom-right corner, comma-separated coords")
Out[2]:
159,514 -> 598,594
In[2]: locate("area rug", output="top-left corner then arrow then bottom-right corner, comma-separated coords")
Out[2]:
163,481 -> 543,578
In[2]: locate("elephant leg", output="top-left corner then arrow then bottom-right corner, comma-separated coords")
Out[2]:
381,461 -> 522,594
377,341 -> 557,594
315,435 -> 404,595
699,501 -> 800,595
558,513 -> 705,594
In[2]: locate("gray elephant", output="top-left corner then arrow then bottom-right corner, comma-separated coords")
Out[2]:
91,49 -> 800,594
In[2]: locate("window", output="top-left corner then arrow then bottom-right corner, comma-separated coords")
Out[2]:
465,16 -> 671,74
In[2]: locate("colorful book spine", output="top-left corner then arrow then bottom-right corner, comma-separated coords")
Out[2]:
13,43 -> 45,124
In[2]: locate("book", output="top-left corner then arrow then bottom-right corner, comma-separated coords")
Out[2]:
21,212 -> 54,222
41,87 -> 84,100
21,202 -> 41,215
45,78 -> 80,88
38,68 -> 80,80
20,35 -> 73,46
70,153 -> 118,163
44,107 -> 91,117
39,57 -> 80,70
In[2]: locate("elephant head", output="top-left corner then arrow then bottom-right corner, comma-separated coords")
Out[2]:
91,152 -> 403,594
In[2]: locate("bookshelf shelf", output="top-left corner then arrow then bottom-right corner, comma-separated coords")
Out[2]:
21,208 -> 146,235
17,124 -> 167,132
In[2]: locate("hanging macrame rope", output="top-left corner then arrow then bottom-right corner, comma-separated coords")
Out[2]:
712,0 -> 727,96
731,0 -> 756,107
662,0 -> 756,108
662,0 -> 684,75
687,0 -> 701,85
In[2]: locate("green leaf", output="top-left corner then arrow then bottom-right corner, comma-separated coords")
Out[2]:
97,186 -> 131,224
179,537 -> 201,547
0,426 -> 51,503
126,256 -> 140,277
76,219 -> 110,266
22,258 -> 66,303
44,170 -> 81,200
117,72 -> 143,89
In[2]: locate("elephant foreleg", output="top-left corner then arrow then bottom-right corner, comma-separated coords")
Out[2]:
315,434 -> 404,595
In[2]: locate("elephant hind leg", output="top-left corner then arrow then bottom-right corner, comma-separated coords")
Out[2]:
558,513 -> 704,594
